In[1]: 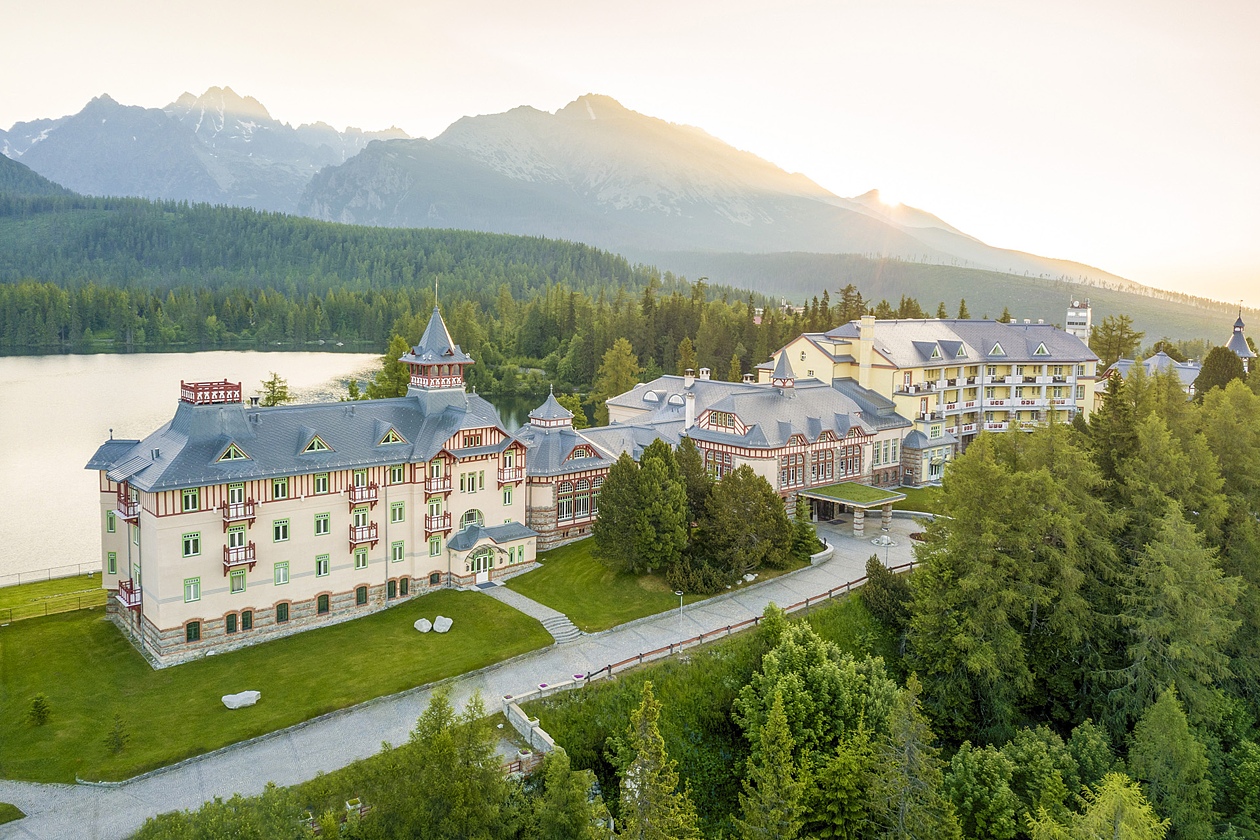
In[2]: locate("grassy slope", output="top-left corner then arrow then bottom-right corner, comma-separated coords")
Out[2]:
0,574 -> 106,621
0,589 -> 551,783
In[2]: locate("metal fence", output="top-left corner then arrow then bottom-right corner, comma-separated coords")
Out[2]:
0,590 -> 108,625
0,562 -> 99,589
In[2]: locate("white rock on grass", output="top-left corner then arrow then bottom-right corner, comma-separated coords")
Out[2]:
414,618 -> 432,633
222,690 -> 260,709
434,615 -> 453,633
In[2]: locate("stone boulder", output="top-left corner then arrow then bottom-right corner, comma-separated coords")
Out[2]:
414,618 -> 432,633
222,690 -> 260,710
434,615 -> 453,633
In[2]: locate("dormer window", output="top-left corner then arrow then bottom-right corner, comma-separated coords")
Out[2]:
956,347 -> 967,358
930,346 -> 942,359
709,411 -> 736,430
990,342 -> 1006,356
1033,343 -> 1050,356
302,436 -> 331,453
218,443 -> 249,462
379,428 -> 406,445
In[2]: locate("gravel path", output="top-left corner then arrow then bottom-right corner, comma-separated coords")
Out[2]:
0,517 -> 920,840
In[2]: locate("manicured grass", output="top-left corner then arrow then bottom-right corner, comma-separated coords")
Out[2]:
506,539 -> 808,633
0,803 -> 24,825
506,540 -> 697,632
806,480 -> 906,506
0,590 -> 552,783
0,574 -> 106,622
891,485 -> 944,515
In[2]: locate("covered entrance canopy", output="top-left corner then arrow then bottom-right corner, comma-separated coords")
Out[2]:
798,482 -> 906,538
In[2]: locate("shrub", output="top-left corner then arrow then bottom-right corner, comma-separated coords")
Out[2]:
27,694 -> 50,727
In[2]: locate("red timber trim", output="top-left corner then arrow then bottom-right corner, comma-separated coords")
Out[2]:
180,380 -> 242,405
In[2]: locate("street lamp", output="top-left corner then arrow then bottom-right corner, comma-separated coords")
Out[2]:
673,590 -> 684,614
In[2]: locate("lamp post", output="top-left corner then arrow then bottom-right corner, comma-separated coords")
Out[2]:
673,590 -> 684,615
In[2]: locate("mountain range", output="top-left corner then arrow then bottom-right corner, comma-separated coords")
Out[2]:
2,89 -> 1132,291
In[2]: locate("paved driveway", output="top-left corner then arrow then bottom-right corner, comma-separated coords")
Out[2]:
0,517 -> 921,840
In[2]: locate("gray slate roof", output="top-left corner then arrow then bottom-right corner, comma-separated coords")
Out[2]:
400,306 -> 475,366
1106,352 -> 1201,390
86,390 -> 507,492
446,522 -> 537,552
821,319 -> 1098,366
582,421 -> 687,462
516,423 -> 616,477
529,391 -> 574,422
1226,315 -> 1256,359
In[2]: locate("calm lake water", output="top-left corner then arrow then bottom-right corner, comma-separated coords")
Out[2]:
0,352 -> 541,582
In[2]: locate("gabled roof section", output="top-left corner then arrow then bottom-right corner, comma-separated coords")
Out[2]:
300,429 -> 332,454
87,439 -> 141,471
1031,341 -> 1051,356
377,426 -> 407,445
990,341 -> 1006,356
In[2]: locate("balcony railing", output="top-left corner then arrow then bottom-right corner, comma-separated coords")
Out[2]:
348,483 -> 379,510
988,399 -> 1007,406
425,475 -> 452,493
984,421 -> 1010,431
349,523 -> 379,549
115,496 -> 140,523
221,499 -> 256,529
223,542 -> 257,574
425,513 -> 452,533
498,467 -> 525,484
116,579 -> 141,609
961,423 -> 978,434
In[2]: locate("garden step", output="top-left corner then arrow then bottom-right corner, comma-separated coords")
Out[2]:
538,615 -> 582,643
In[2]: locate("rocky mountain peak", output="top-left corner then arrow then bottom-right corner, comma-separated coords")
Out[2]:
555,94 -> 635,120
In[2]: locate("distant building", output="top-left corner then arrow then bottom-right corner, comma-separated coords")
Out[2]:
1099,351 -> 1202,406
88,307 -> 536,666
1225,310 -> 1255,374
1066,300 -> 1092,340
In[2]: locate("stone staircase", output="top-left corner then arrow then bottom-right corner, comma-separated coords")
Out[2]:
539,614 -> 582,644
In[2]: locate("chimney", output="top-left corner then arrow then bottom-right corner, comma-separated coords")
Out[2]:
858,314 -> 876,390
699,367 -> 711,381
1023,319 -> 1032,325
684,392 -> 696,430
1037,319 -> 1044,324
151,448 -> 160,459
683,368 -> 695,388
742,373 -> 755,384
250,395 -> 260,407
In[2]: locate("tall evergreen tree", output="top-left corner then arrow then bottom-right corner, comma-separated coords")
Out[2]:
957,299 -> 970,319
674,437 -> 711,524
259,372 -> 292,406
1194,346 -> 1246,398
534,750 -> 611,840
1026,773 -> 1169,840
614,682 -> 703,840
592,454 -> 650,573
943,742 -> 1020,840
637,440 -> 688,574
734,692 -> 805,840
365,334 -> 412,398
1128,687 -> 1215,840
1090,314 -> 1145,368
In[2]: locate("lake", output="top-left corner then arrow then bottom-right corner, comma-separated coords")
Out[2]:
0,352 -> 540,583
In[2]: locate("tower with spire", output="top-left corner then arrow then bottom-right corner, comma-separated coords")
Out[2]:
400,306 -> 475,391
1225,308 -> 1255,374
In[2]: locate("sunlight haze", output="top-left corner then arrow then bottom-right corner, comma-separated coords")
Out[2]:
3,0 -> 1256,303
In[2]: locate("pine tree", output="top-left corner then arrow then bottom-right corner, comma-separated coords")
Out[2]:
535,750 -> 611,840
615,682 -> 703,840
1089,314 -> 1145,368
943,742 -> 1020,840
365,334 -> 412,398
676,336 -> 698,375
734,692 -> 805,840
728,352 -> 743,383
675,436 -> 711,524
259,372 -> 292,406
936,302 -> 949,319
1194,346 -> 1246,398
1026,773 -> 1168,840
957,299 -> 970,319
592,454 -> 650,573
637,441 -> 688,573
1128,687 -> 1214,840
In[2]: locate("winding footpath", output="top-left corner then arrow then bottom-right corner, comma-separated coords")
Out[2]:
0,518 -> 918,840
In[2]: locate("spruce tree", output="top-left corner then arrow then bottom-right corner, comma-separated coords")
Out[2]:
364,334 -> 412,398
616,682 -> 703,840
734,692 -> 805,840
1128,687 -> 1214,840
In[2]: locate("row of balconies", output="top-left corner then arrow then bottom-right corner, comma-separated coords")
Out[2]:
902,372 -> 1080,396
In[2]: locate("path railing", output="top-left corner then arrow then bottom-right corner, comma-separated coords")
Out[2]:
507,560 -> 919,702
0,562 -> 99,589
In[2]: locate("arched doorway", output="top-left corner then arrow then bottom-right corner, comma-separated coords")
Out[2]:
468,546 -> 493,585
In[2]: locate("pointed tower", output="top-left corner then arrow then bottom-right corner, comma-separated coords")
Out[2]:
1225,309 -> 1256,373
770,350 -> 796,391
400,306 -> 475,391
529,388 -> 574,431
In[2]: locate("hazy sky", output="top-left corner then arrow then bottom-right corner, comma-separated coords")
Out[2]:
3,0 -> 1257,303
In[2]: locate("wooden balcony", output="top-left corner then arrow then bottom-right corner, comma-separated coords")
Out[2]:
984,421 -> 1010,431
221,499 -> 256,530
498,467 -> 525,485
116,579 -> 141,610
223,542 -> 257,574
425,513 -> 452,534
115,485 -> 140,523
348,483 -> 379,511
349,523 -> 379,549
180,380 -> 242,405
425,475 -> 452,493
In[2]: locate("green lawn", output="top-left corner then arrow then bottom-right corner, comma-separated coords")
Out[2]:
0,590 -> 552,783
0,574 -> 105,622
891,485 -> 944,515
506,539 -> 807,633
0,803 -> 23,826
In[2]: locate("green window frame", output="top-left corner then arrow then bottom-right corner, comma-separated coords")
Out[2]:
225,613 -> 238,634
106,510 -> 116,533
184,577 -> 200,603
429,536 -> 442,556
314,473 -> 329,494
274,562 -> 289,586
400,577 -> 409,596
390,501 -> 405,523
317,594 -> 330,614
314,512 -> 330,536
276,603 -> 289,623
387,579 -> 397,599
107,551 -> 117,575
391,541 -> 404,563
273,477 -> 289,500
502,486 -> 513,506
354,548 -> 368,570
356,586 -> 368,606
273,519 -> 290,542
390,464 -> 405,484
241,610 -> 253,630
182,487 -> 200,513
182,532 -> 201,558
230,569 -> 246,594
185,621 -> 200,643
316,554 -> 330,577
